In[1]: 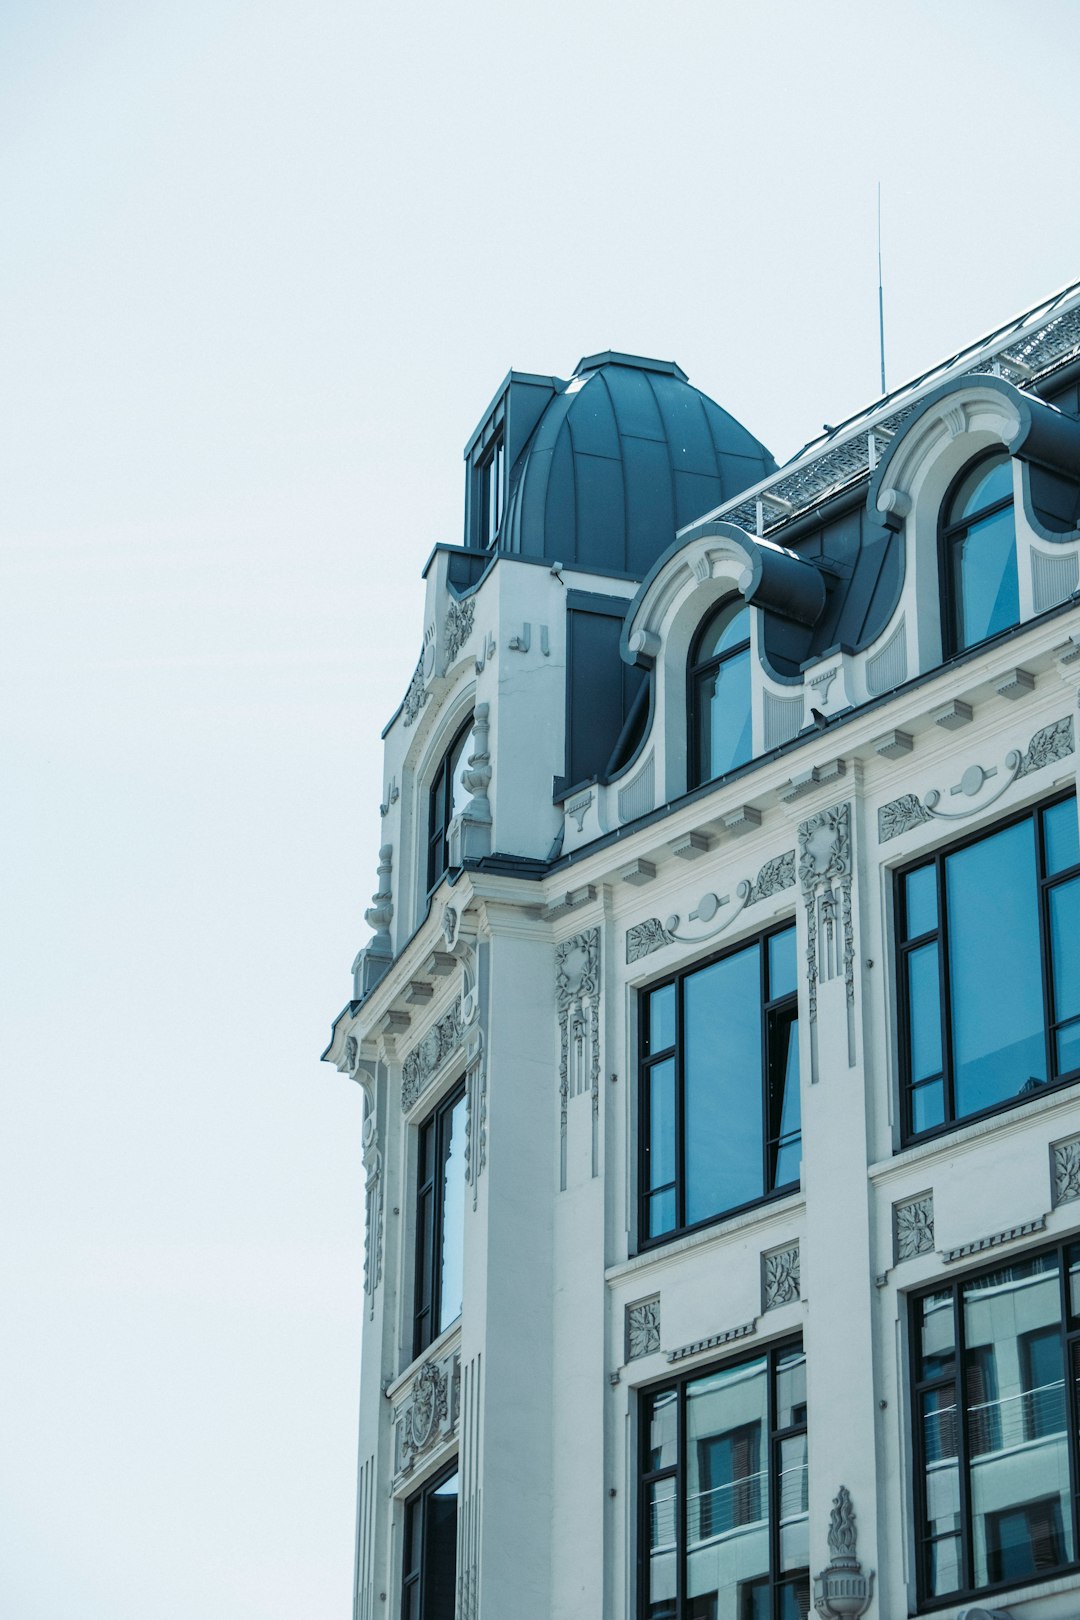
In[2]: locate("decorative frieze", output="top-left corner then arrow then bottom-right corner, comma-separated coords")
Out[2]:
394,1350 -> 460,1479
762,1241 -> 800,1311
878,714 -> 1075,843
401,653 -> 429,727
625,1296 -> 661,1360
556,929 -> 601,1189
893,1192 -> 934,1262
1052,1134 -> 1080,1206
625,849 -> 795,964
401,1000 -> 465,1112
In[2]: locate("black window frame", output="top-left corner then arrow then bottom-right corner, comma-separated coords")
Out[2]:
939,448 -> 1017,660
687,596 -> 752,791
638,919 -> 801,1252
638,1337 -> 808,1620
413,1079 -> 466,1360
910,1241 -> 1080,1608
896,791 -> 1080,1145
402,1460 -> 459,1620
426,718 -> 472,896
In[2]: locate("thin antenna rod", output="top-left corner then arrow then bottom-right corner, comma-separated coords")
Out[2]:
877,182 -> 887,396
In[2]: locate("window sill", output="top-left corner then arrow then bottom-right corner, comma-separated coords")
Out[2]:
869,1080 -> 1080,1186
606,1188 -> 804,1284
385,1316 -> 462,1403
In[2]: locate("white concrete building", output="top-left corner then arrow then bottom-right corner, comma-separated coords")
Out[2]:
324,286 -> 1080,1620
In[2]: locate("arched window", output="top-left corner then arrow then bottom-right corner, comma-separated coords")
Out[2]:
427,718 -> 471,893
941,451 -> 1017,656
688,599 -> 752,789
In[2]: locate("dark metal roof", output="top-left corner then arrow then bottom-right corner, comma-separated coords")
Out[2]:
493,355 -> 777,579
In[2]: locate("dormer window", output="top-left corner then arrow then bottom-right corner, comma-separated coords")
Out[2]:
477,433 -> 505,547
688,599 -> 752,789
941,451 -> 1017,656
427,718 -> 471,893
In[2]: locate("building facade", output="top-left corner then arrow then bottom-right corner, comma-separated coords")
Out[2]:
324,286 -> 1080,1620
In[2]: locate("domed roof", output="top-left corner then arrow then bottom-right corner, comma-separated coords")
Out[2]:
497,353 -> 776,578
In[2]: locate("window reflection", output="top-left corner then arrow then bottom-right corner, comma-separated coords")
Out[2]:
942,451 -> 1018,655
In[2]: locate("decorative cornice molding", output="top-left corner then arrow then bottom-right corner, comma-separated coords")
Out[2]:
941,1215 -> 1046,1263
667,1320 -> 756,1364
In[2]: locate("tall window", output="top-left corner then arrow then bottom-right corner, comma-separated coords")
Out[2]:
477,433 -> 505,547
640,1342 -> 808,1620
941,451 -> 1018,655
898,795 -> 1080,1140
402,1465 -> 458,1620
427,719 -> 471,894
688,600 -> 752,789
640,923 -> 800,1246
414,1083 -> 466,1357
912,1244 -> 1080,1606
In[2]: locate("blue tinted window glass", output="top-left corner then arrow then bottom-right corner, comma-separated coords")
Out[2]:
1051,878 -> 1080,1075
684,944 -> 763,1222
949,454 -> 1012,522
768,926 -> 797,1000
1044,799 -> 1080,876
946,818 -> 1045,1117
908,943 -> 942,1085
952,505 -> 1019,649
695,646 -> 752,782
911,1078 -> 945,1134
904,864 -> 938,940
648,984 -> 676,1053
648,1187 -> 676,1240
648,1059 -> 676,1192
697,601 -> 750,661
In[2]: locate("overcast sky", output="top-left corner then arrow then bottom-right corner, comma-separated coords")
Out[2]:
4,3 -> 1080,1616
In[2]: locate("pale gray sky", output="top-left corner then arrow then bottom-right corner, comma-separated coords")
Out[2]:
3,3 -> 1080,1616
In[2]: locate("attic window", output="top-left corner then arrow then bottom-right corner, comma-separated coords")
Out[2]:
477,433 -> 505,547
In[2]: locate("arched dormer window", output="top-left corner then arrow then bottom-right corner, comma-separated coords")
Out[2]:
688,599 -> 752,789
941,450 -> 1018,656
427,717 -> 471,893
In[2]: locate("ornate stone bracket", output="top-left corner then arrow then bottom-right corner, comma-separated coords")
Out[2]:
813,1486 -> 874,1619
798,802 -> 855,1078
352,844 -> 394,1000
878,715 -> 1075,842
556,928 -> 601,1189
393,1349 -> 461,1480
625,850 -> 795,964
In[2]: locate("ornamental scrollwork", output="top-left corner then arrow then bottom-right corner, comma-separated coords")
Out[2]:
1053,1136 -> 1080,1206
401,1000 -> 465,1111
396,1351 -> 460,1478
746,848 -> 796,903
556,929 -> 601,1190
626,1297 -> 661,1360
443,596 -> 475,670
401,653 -> 429,728
1017,713 -> 1075,778
626,917 -> 674,963
878,792 -> 932,843
894,1193 -> 934,1261
762,1242 -> 800,1311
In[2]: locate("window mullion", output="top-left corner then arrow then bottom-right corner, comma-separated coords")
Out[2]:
675,976 -> 686,1234
1063,1258 -> 1080,1576
953,1281 -> 975,1597
937,856 -> 957,1129
677,1381 -> 686,1620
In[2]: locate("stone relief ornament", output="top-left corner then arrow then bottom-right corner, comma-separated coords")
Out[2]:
395,1350 -> 460,1478
624,851 -> 795,964
401,652 -> 429,728
762,1241 -> 800,1311
798,802 -> 855,1075
1053,1136 -> 1080,1206
362,1110 -> 383,1318
878,714 -> 1075,842
894,1192 -> 934,1262
556,928 -> 601,1190
442,595 -> 475,671
344,1035 -> 359,1072
813,1486 -> 874,1620
401,1000 -> 465,1112
626,1297 -> 661,1361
